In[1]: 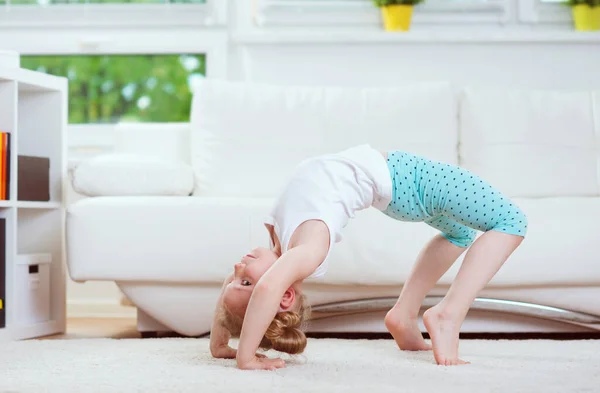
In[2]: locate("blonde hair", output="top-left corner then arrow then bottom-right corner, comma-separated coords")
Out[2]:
219,294 -> 310,355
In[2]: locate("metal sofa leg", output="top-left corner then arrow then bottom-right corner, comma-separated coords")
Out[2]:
310,296 -> 600,331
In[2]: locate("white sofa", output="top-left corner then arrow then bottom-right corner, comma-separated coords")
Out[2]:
66,79 -> 600,337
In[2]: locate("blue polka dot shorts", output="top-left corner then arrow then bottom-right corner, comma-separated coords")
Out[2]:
381,151 -> 528,248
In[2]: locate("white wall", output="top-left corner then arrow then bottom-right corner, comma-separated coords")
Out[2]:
54,0 -> 600,317
236,42 -> 597,89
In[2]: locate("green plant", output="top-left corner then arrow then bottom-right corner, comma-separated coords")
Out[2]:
562,0 -> 598,6
372,0 -> 424,7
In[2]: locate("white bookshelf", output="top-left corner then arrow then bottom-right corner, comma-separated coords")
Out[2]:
0,65 -> 67,341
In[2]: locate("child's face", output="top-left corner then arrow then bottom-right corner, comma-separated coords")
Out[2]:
222,247 -> 279,317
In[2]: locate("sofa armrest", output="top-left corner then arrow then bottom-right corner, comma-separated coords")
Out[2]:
70,153 -> 194,197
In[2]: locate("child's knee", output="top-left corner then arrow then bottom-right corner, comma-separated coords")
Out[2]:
491,207 -> 528,238
516,210 -> 528,237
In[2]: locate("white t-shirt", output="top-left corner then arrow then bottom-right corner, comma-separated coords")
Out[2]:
264,144 -> 393,279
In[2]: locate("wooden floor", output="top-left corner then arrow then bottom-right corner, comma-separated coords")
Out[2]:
42,318 -> 140,340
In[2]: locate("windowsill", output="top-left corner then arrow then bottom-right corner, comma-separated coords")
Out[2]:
233,28 -> 600,44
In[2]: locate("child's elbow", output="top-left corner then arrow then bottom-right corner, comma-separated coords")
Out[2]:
254,281 -> 273,295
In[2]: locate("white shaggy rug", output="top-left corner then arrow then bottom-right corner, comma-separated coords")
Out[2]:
1,338 -> 599,393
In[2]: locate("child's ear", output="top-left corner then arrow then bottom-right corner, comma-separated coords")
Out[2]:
279,287 -> 296,311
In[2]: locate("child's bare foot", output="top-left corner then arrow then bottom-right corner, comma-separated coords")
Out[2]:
385,310 -> 432,351
423,306 -> 470,366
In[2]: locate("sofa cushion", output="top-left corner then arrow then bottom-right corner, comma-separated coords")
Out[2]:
66,196 -> 274,282
70,154 -> 194,197
323,197 -> 600,287
460,87 -> 600,197
66,196 -> 600,288
189,79 -> 458,197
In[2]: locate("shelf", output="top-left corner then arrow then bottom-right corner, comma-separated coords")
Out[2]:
0,208 -> 14,341
13,320 -> 63,340
0,320 -> 63,341
0,67 -> 66,93
0,81 -> 16,205
0,201 -> 61,209
0,63 -> 66,341
18,82 -> 65,205
17,201 -> 61,209
0,80 -> 16,134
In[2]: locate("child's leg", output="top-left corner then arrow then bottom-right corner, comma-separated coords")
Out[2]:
385,233 -> 466,351
411,161 -> 528,365
423,231 -> 523,365
385,214 -> 476,350
382,151 -> 527,363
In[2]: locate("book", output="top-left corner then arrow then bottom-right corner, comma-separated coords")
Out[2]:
0,217 -> 5,328
18,155 -> 49,202
0,132 -> 9,201
5,133 -> 10,200
0,132 -> 4,200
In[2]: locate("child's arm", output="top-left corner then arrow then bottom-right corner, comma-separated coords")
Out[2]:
209,273 -> 272,360
236,221 -> 330,370
209,273 -> 237,359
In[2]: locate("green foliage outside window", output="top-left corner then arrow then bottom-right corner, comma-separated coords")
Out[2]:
21,54 -> 206,123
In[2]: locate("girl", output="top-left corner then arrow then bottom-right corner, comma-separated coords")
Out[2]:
209,144 -> 527,369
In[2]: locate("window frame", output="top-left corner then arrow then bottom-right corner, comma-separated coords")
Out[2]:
518,0 -> 571,24
0,0 -> 227,28
7,26 -> 227,156
253,0 -> 512,27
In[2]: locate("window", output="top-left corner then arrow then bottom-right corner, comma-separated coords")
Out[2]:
21,54 -> 206,123
1,0 -> 224,158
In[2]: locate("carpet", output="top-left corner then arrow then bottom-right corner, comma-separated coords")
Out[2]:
1,338 -> 599,393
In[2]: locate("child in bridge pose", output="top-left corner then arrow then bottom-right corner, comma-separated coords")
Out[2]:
209,144 -> 527,369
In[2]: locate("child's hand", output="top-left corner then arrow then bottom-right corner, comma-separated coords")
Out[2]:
237,356 -> 286,371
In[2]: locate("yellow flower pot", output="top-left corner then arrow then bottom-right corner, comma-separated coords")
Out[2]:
572,4 -> 596,31
591,6 -> 600,31
381,5 -> 413,32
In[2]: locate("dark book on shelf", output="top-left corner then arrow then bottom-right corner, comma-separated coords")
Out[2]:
0,218 -> 5,329
18,155 -> 50,202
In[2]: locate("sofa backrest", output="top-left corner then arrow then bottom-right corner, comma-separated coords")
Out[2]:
114,122 -> 192,164
189,79 -> 459,197
459,87 -> 600,197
